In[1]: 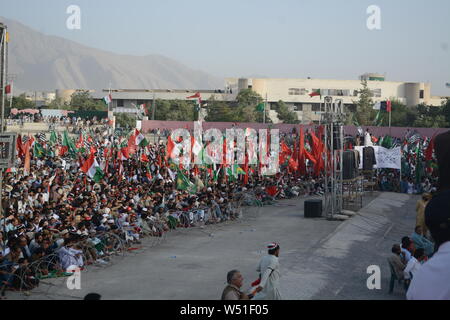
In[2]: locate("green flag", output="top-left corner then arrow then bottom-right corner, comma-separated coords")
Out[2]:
34,142 -> 46,158
49,131 -> 57,145
176,170 -> 196,193
93,167 -> 105,183
381,135 -> 393,149
415,143 -> 423,185
62,131 -> 78,155
256,103 -> 265,112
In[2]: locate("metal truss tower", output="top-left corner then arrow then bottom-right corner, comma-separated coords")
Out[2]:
321,96 -> 346,220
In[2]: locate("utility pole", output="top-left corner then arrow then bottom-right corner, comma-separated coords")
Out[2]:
0,23 -> 7,251
151,91 -> 156,120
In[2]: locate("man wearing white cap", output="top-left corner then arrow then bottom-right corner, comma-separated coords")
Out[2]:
253,242 -> 282,300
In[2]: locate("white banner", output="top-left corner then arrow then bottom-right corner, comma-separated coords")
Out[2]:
354,146 -> 401,170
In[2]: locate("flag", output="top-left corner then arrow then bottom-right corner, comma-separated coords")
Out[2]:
5,84 -> 11,94
23,139 -> 32,175
309,89 -> 321,98
33,142 -> 46,158
425,136 -> 435,161
141,153 -> 149,162
128,132 -> 137,154
16,134 -> 24,158
5,32 -> 9,43
103,94 -> 112,105
134,129 -> 149,147
81,153 -> 100,178
256,103 -> 265,112
93,167 -> 105,183
380,135 -> 393,149
176,170 -> 196,193
373,101 -> 381,110
62,131 -> 77,154
374,110 -> 383,126
186,92 -> 202,104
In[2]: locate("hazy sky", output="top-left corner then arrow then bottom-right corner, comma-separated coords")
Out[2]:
1,0 -> 449,95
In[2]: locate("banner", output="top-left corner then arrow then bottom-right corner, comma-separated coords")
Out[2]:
354,146 -> 401,170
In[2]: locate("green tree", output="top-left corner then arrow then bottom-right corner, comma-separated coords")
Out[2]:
70,90 -> 107,111
273,100 -> 298,124
441,98 -> 450,125
235,89 -> 268,123
10,93 -> 35,110
114,113 -> 136,129
47,96 -> 68,110
378,99 -> 417,127
352,80 -> 376,126
205,97 -> 237,122
413,104 -> 448,128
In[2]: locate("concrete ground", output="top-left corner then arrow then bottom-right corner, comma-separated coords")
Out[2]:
9,192 -> 418,300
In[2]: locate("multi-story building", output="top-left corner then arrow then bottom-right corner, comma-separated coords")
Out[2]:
225,74 -> 447,123
86,74 -> 447,124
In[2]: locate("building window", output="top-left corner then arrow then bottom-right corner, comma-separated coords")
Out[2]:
137,100 -> 146,105
371,89 -> 382,97
311,103 -> 321,112
117,99 -> 124,107
288,88 -> 306,95
293,103 -> 303,111
420,90 -> 424,99
288,88 -> 300,95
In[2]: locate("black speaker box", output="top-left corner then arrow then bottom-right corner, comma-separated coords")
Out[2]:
304,199 -> 322,218
343,150 -> 356,180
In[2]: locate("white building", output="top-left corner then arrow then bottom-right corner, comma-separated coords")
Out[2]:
225,75 -> 447,123
87,74 -> 447,124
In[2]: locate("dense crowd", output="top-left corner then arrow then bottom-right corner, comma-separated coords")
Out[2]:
0,119 -> 440,297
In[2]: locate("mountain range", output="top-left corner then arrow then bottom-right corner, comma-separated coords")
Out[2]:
1,17 -> 223,93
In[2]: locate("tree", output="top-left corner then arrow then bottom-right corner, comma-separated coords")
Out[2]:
378,99 -> 417,127
235,89 -> 268,123
352,80 -> 376,126
413,104 -> 448,128
273,100 -> 298,124
70,90 -> 107,111
205,97 -> 237,122
114,113 -> 136,129
10,94 -> 35,110
47,96 -> 69,110
441,98 -> 450,125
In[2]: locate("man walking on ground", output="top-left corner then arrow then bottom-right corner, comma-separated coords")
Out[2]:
253,243 -> 282,300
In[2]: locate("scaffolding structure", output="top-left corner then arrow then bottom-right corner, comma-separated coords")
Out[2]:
322,97 -> 346,219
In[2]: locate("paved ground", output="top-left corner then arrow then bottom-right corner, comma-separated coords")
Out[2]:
9,192 -> 418,300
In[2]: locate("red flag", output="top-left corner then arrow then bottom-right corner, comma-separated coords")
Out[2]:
16,134 -> 24,158
266,186 -> 278,197
298,127 -> 306,175
141,153 -> 149,162
387,100 -> 392,113
425,136 -> 435,161
5,84 -> 11,94
288,157 -> 298,171
128,133 -> 136,155
281,141 -> 292,156
167,135 -> 175,160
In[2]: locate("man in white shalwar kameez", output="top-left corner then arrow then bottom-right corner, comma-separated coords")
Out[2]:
253,243 -> 282,300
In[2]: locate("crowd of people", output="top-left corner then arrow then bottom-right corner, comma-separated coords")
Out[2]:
0,117 -> 443,298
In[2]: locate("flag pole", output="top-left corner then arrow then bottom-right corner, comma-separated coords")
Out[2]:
263,93 -> 267,124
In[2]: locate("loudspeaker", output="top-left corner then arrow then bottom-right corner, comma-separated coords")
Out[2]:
304,199 -> 322,218
343,150 -> 355,180
363,147 -> 376,171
